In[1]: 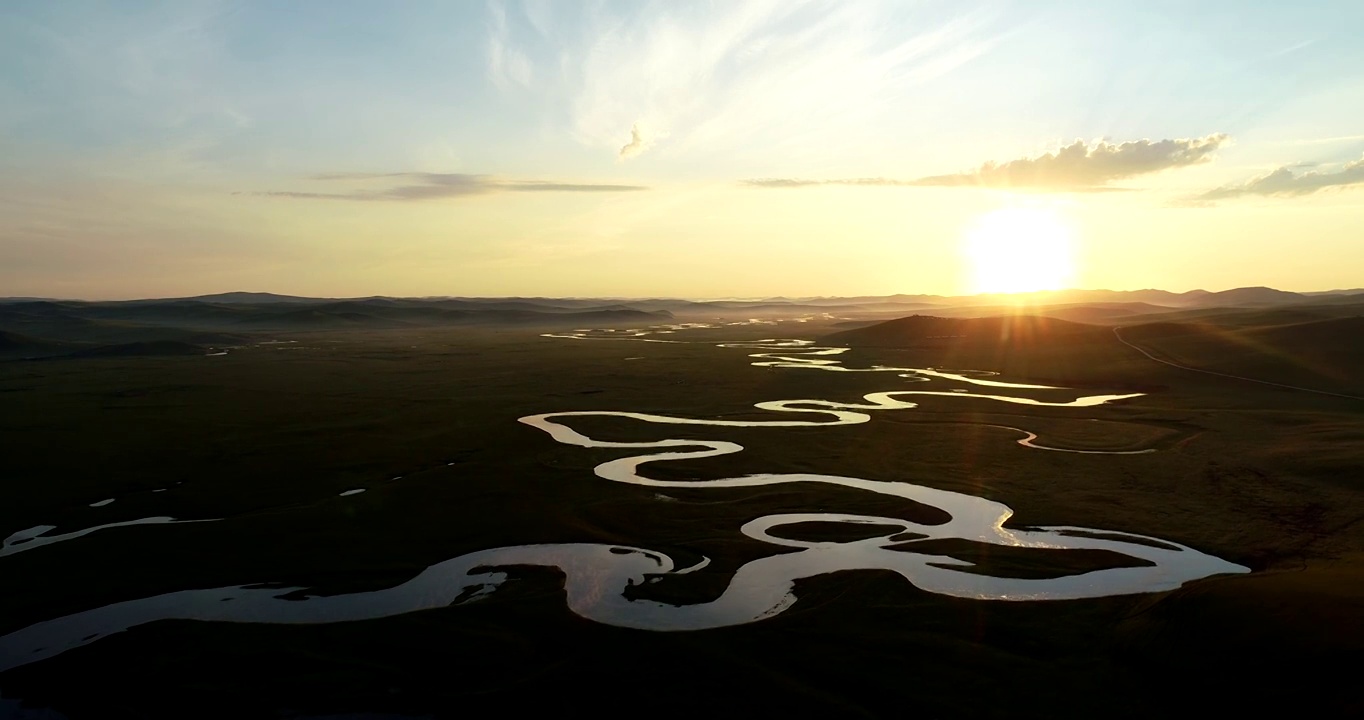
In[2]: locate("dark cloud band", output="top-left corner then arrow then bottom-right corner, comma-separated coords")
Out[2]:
241,173 -> 648,201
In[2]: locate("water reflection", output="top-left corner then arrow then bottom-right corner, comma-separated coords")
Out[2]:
1,518 -> 216,559
0,503 -> 1245,672
0,332 -> 1247,675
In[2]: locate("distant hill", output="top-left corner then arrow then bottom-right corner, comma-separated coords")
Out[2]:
895,301 -> 1181,324
1119,301 -> 1364,328
1,288 -> 1355,352
957,287 -> 1310,308
1119,316 -> 1364,396
0,330 -> 67,355
172,292 -> 326,304
823,314 -> 1104,347
1301,289 -> 1364,297
1298,292 -> 1364,306
823,307 -> 1364,394
679,286 -> 1316,312
0,330 -> 42,351
1200,286 -> 1306,306
4,286 -> 1347,314
820,314 -> 1154,388
1039,302 -> 1180,323
0,306 -> 104,342
1125,315 -> 1364,361
0,303 -> 253,344
226,301 -> 672,329
1248,315 -> 1364,346
0,296 -> 676,344
63,341 -> 209,358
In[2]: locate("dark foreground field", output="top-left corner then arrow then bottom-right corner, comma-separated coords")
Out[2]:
2,316 -> 1362,718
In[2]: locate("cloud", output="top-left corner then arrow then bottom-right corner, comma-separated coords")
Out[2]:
744,135 -> 1229,191
487,2 -> 533,90
744,178 -> 825,188
486,3 -> 1003,160
618,123 -> 651,160
912,135 -> 1229,190
240,173 -> 647,201
1201,154 -> 1364,201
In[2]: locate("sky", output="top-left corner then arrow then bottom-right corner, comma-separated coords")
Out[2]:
2,0 -> 1362,300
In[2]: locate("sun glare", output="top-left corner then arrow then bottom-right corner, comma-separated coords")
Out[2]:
963,207 -> 1077,295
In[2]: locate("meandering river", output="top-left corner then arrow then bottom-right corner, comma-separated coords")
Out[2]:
0,327 -> 1247,674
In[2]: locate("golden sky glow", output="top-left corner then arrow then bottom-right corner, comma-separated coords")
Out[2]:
2,2 -> 1362,299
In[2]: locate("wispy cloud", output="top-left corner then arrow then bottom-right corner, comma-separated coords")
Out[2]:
486,1 -> 533,91
745,135 -> 1228,191
241,173 -> 647,201
485,2 -> 1003,160
1201,154 -> 1364,201
618,123 -> 652,160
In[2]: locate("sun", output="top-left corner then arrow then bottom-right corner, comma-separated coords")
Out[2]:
962,207 -> 1077,295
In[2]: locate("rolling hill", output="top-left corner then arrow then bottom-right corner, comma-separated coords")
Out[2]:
822,309 -> 1364,397
822,314 -> 1106,347
0,330 -> 68,356
0,297 -> 677,349
1117,316 -> 1364,396
820,314 -> 1152,388
63,341 -> 212,359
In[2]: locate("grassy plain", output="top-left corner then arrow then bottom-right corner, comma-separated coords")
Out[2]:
1,317 -> 1361,718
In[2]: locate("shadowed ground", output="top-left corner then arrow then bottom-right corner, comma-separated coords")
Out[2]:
1,314 -> 1360,718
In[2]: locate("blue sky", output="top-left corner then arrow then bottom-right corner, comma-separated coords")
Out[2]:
3,1 -> 1362,298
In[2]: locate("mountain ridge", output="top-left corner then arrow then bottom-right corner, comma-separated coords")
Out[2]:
5,285 -> 1360,307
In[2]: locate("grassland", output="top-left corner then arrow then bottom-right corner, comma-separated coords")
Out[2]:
1,302 -> 1361,718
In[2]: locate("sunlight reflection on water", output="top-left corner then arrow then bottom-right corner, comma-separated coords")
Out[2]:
0,327 -> 1246,674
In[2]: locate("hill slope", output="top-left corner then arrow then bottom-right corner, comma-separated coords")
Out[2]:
1118,316 -> 1364,396
0,298 -> 676,343
821,314 -> 1151,388
63,341 -> 210,358
0,330 -> 68,356
823,314 -> 1104,347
